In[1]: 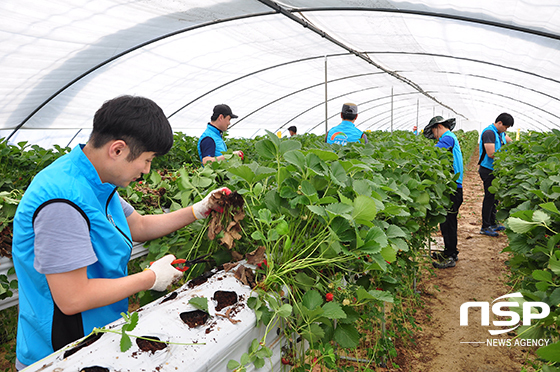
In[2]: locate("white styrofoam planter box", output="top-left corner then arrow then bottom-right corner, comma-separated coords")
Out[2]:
22,263 -> 284,372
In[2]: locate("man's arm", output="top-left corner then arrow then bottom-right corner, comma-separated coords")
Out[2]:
505,134 -> 513,143
200,137 -> 219,165
47,268 -> 155,315
35,203 -> 158,315
484,142 -> 496,159
436,136 -> 455,151
361,133 -> 368,144
481,130 -> 496,158
200,137 -> 242,165
126,206 -> 196,243
127,187 -> 231,242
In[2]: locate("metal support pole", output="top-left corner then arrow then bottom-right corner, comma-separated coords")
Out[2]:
381,302 -> 387,367
416,99 -> 419,129
324,55 -> 328,135
390,87 -> 394,133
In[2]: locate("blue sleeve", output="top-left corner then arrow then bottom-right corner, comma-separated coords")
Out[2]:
199,137 -> 216,159
435,136 -> 454,150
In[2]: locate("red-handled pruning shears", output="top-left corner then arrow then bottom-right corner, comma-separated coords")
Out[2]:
151,253 -> 212,272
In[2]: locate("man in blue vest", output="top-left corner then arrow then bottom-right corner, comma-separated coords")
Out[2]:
424,116 -> 463,269
12,96 -> 230,370
198,104 -> 244,165
325,103 -> 368,145
478,113 -> 513,237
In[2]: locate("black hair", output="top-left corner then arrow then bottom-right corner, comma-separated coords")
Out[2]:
210,112 -> 221,122
288,126 -> 297,133
342,113 -> 357,121
441,119 -> 454,129
495,113 -> 514,127
89,95 -> 173,160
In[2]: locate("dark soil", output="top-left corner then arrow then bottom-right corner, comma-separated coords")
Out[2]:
0,225 -> 13,258
79,367 -> 109,372
180,310 -> 209,328
214,290 -> 238,311
234,265 -> 257,288
63,333 -> 103,358
187,270 -> 217,289
207,190 -> 245,249
159,291 -> 177,304
136,336 -> 167,353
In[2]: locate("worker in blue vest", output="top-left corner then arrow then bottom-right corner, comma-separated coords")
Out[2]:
478,113 -> 513,237
423,116 -> 463,269
198,104 -> 244,165
12,96 -> 230,370
325,103 -> 368,145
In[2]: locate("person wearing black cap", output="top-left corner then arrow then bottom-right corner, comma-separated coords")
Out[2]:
197,104 -> 244,165
424,116 -> 463,269
478,113 -> 514,237
288,126 -> 297,137
325,103 -> 368,145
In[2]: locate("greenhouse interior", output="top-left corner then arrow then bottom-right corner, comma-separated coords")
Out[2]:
1,1 -> 560,371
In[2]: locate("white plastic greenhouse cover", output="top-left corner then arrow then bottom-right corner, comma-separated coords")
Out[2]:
2,0 -> 560,148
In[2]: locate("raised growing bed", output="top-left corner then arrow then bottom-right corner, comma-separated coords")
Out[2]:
22,262 -> 283,372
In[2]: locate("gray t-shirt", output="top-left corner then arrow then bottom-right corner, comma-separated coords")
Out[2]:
33,196 -> 134,274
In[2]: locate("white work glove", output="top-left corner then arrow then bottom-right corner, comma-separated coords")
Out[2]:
191,187 -> 232,220
233,150 -> 244,161
147,254 -> 183,291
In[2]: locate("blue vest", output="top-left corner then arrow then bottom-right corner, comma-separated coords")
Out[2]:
197,124 -> 227,163
326,121 -> 363,145
440,131 -> 464,187
479,124 -> 506,170
12,145 -> 132,366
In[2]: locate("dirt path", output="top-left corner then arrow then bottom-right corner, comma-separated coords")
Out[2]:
397,150 -> 536,372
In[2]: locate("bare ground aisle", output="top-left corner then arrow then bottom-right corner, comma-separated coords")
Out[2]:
397,150 -> 537,372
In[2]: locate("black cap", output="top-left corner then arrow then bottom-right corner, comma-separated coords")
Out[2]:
213,104 -> 238,119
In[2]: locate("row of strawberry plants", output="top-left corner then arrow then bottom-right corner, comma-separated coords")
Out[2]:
492,129 -> 560,370
128,130 -> 478,370
0,140 -> 70,302
1,129 -> 478,370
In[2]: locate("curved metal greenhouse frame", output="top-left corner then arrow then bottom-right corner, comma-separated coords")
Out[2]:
2,0 -> 560,147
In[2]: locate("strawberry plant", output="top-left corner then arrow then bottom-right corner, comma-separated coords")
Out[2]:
492,129 -> 560,367
0,129 -> 480,369
139,129 -> 464,369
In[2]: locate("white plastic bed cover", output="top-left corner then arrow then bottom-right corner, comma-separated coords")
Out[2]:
1,0 -> 560,148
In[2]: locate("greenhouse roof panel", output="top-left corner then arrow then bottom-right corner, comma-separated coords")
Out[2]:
2,0 -> 560,147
